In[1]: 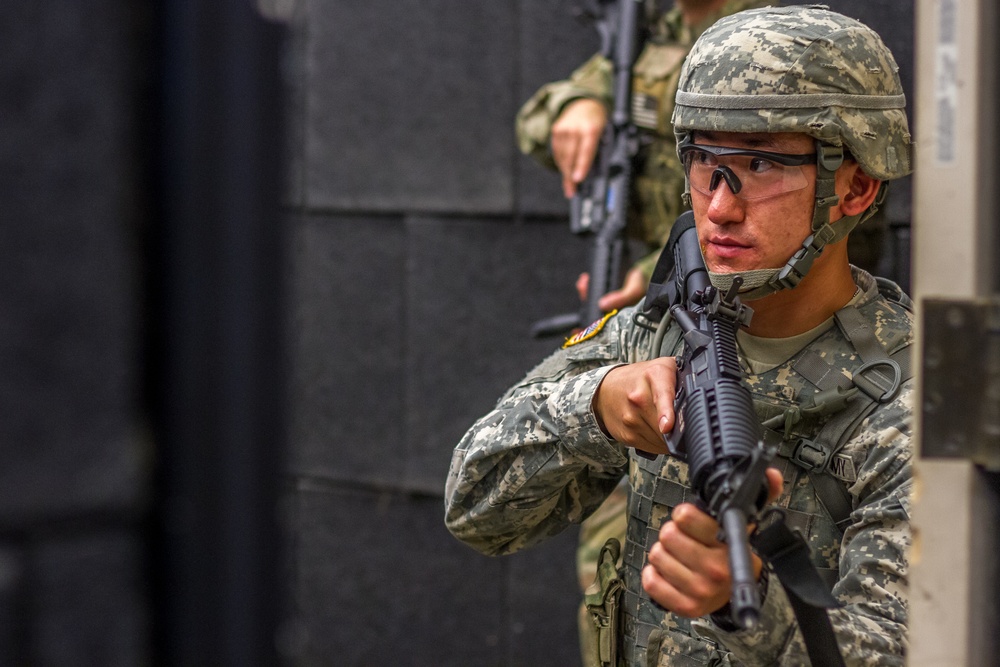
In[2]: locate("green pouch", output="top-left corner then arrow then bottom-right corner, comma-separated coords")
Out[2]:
584,538 -> 624,667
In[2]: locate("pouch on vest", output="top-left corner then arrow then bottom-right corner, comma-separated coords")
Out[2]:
585,537 -> 624,667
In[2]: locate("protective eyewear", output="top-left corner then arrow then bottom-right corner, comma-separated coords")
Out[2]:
679,143 -> 816,200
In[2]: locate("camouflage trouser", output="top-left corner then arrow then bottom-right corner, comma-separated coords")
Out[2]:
578,480 -> 628,667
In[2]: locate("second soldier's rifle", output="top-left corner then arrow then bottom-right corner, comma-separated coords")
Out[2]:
531,0 -> 645,337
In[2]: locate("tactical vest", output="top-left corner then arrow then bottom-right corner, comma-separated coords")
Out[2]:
618,281 -> 913,667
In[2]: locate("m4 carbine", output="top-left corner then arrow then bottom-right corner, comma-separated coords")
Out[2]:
531,0 -> 644,337
654,212 -> 773,629
640,213 -> 846,663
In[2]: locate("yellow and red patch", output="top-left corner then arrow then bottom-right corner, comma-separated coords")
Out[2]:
562,309 -> 617,349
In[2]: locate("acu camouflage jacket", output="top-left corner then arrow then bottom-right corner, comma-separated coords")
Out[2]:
445,268 -> 913,666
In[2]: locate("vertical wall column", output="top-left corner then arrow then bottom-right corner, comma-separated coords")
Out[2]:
149,2 -> 287,664
911,0 -> 1000,664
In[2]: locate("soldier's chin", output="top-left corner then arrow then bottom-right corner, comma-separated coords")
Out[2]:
708,268 -> 782,293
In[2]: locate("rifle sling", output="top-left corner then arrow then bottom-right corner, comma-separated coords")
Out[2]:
751,519 -> 847,667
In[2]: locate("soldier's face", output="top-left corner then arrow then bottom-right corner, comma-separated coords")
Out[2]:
688,131 -> 824,275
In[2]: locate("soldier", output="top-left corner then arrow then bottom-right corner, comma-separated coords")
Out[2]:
447,5 -> 913,666
518,0 -> 774,311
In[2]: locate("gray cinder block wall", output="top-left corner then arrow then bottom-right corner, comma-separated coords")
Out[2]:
0,2 -> 149,664
282,1 -> 914,665
282,2 -> 600,664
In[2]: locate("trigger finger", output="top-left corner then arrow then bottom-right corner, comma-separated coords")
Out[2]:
651,361 -> 678,434
572,133 -> 598,182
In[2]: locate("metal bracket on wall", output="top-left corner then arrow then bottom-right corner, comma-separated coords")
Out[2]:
922,298 -> 1000,469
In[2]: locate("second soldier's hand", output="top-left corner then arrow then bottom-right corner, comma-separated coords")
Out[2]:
551,98 -> 608,198
577,267 -> 649,312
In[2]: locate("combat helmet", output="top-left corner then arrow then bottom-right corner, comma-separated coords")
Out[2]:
671,5 -> 913,299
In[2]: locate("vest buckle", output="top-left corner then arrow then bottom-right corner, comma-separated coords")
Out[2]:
791,438 -> 830,472
852,358 -> 902,403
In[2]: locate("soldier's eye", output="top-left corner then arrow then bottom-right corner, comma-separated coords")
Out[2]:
693,150 -> 717,167
748,157 -> 777,174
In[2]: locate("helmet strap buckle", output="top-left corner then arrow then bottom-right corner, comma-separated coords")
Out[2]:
817,144 -> 845,173
771,142 -> 845,291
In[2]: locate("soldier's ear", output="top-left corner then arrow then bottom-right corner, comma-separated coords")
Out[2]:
839,164 -> 880,217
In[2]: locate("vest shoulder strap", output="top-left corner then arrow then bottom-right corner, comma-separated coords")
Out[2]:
779,296 -> 914,532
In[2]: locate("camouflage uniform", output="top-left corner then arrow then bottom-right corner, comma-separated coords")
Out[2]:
515,0 -> 774,281
448,7 -> 914,665
444,268 -> 912,665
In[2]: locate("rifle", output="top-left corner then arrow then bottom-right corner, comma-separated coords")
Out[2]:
642,213 -> 847,664
649,212 -> 773,629
531,0 -> 644,337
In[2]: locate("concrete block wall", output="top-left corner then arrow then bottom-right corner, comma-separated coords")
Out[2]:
0,2 -> 149,664
282,1 -> 914,665
283,2 -> 599,663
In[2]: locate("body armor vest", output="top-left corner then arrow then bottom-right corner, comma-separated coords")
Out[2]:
619,285 -> 912,667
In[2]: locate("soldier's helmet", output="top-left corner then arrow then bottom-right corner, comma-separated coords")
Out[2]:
670,5 -> 913,295
672,5 -> 912,181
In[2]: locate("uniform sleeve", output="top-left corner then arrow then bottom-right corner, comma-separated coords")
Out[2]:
696,382 -> 914,665
444,312 -> 643,556
514,53 -> 613,170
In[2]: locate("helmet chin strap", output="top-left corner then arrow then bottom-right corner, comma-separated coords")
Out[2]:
707,141 -> 883,302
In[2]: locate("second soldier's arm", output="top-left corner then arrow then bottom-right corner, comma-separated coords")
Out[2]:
515,53 -> 613,172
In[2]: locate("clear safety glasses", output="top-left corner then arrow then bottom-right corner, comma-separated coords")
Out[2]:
679,143 -> 816,200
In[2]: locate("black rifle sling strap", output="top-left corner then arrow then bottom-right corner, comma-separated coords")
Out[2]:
641,211 -> 695,323
751,518 -> 846,667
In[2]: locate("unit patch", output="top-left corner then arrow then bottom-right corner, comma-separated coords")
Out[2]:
563,310 -> 618,349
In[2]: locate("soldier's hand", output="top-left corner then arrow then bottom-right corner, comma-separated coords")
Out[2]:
551,98 -> 607,198
640,469 -> 784,618
592,358 -> 676,456
577,268 -> 649,312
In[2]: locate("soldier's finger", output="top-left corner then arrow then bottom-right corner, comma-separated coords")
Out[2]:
765,467 -> 784,503
572,129 -> 600,182
669,503 -> 723,547
562,174 -> 578,199
576,272 -> 590,302
647,358 -> 677,434
551,131 -> 578,177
